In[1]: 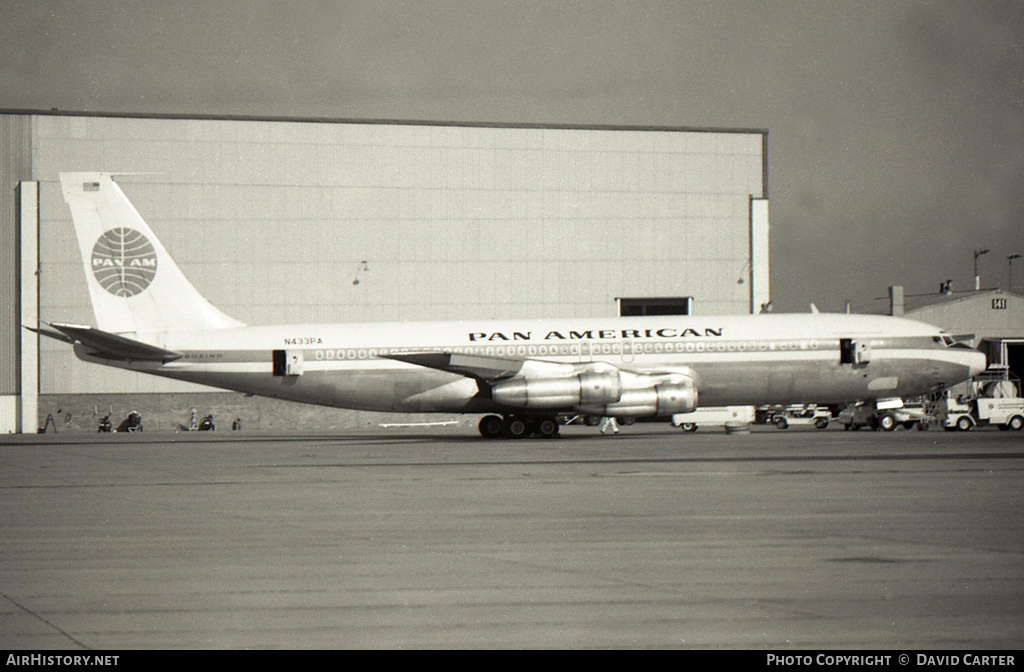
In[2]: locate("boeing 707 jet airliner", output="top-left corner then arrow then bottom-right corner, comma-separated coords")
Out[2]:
35,172 -> 986,438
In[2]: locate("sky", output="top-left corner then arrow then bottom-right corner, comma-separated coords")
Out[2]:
1,0 -> 1022,313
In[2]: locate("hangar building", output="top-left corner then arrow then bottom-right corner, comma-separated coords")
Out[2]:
1,111 -> 769,433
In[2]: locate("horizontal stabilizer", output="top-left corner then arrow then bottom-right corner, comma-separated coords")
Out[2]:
36,323 -> 182,362
24,323 -> 76,345
383,351 -> 525,381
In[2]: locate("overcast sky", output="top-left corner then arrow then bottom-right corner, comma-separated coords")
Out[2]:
2,0 -> 1022,313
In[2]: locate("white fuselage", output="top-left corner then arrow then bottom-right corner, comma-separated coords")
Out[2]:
76,312 -> 986,416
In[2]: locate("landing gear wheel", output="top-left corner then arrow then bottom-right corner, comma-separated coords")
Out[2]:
505,417 -> 530,439
478,415 -> 504,438
535,417 -> 559,438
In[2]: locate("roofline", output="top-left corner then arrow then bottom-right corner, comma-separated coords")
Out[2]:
904,288 -> 1022,312
0,107 -> 769,137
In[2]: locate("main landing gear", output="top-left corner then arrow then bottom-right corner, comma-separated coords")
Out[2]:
478,414 -> 560,439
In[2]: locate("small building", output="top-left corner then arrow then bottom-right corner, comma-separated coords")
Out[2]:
890,287 -> 1024,383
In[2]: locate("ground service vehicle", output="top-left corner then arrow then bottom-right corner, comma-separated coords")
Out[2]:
673,406 -> 755,432
759,405 -> 831,429
942,377 -> 1024,431
839,400 -> 935,431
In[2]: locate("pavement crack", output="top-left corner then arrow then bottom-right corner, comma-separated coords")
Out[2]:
1,592 -> 91,650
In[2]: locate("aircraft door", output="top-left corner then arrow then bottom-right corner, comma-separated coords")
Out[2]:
621,340 -> 635,363
272,349 -> 304,376
840,339 -> 871,365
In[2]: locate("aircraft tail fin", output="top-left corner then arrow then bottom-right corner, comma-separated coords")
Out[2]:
59,172 -> 244,334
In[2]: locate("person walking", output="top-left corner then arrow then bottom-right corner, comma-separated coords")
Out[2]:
600,416 -> 619,434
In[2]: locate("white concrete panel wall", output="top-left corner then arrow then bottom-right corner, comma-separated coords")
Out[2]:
30,115 -> 767,394
19,182 -> 39,432
0,397 -> 15,433
751,198 -> 770,313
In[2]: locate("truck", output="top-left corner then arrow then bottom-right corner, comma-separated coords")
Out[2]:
837,399 -> 937,431
941,376 -> 1024,431
758,404 -> 832,430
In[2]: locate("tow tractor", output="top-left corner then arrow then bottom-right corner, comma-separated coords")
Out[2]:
941,371 -> 1024,431
838,398 -> 936,431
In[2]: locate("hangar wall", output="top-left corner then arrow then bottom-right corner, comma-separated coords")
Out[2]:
5,111 -> 769,403
0,114 -> 32,432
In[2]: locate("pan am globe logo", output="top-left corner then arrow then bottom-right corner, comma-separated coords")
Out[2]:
91,228 -> 158,297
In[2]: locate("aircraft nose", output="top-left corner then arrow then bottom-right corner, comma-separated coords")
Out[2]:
967,349 -> 987,378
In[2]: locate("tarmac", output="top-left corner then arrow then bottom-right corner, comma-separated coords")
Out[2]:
1,424 -> 1022,649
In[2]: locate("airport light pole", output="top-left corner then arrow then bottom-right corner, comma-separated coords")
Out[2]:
1009,254 -> 1022,293
974,248 -> 990,290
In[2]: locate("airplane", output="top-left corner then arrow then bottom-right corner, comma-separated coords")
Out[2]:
32,172 -> 987,438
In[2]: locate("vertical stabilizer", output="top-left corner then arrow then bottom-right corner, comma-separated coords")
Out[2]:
59,172 -> 244,333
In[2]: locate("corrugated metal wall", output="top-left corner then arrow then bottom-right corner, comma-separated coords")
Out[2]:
0,114 -> 32,396
909,292 -> 1024,341
25,114 -> 767,394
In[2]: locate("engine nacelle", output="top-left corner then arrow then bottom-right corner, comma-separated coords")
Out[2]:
490,365 -> 696,417
491,368 -> 622,409
578,368 -> 623,406
604,379 -> 698,417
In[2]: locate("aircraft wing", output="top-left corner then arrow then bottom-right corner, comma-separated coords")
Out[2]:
382,351 -> 526,381
28,323 -> 183,363
384,350 -> 693,383
385,349 -> 698,417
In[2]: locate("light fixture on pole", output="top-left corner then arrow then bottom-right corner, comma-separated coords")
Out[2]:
352,261 -> 369,285
1009,254 -> 1022,292
974,248 -> 990,290
737,259 -> 750,284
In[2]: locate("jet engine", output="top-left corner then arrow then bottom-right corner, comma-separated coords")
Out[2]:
490,365 -> 697,417
491,367 -> 622,409
603,377 -> 697,416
